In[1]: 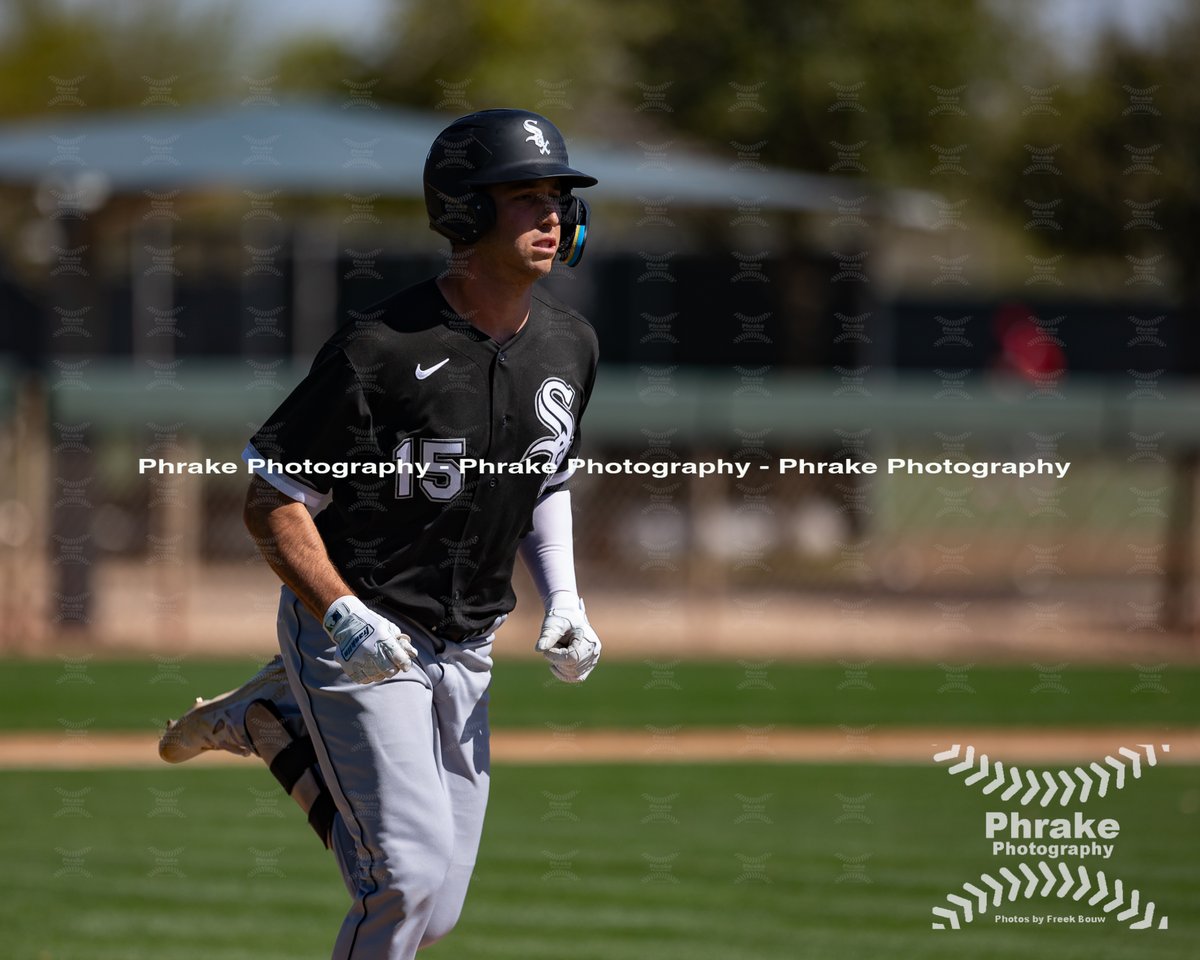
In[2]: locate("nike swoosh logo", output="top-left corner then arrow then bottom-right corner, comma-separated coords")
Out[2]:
415,358 -> 450,380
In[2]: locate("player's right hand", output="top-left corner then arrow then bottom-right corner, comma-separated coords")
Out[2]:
323,596 -> 417,684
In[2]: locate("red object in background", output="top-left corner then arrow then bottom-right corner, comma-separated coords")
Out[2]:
991,302 -> 1065,382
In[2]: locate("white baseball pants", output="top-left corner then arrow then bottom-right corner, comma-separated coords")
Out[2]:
275,586 -> 492,959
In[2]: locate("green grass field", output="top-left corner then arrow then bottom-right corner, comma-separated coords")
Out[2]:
1,658 -> 1198,731
2,657 -> 1196,959
1,764 -> 1196,960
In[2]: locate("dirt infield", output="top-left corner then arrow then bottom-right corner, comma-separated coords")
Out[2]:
20,565 -> 1200,662
2,727 -> 1197,768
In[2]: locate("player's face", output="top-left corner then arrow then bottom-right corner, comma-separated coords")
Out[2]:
480,178 -> 563,281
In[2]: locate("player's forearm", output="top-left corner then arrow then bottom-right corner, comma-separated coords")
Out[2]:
517,487 -> 579,606
244,480 -> 352,622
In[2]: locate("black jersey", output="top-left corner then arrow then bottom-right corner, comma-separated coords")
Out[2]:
248,278 -> 598,641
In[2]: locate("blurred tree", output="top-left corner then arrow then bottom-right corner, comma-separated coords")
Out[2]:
338,0 -> 1015,183
272,34 -> 366,97
616,0 -> 1015,182
362,0 -> 646,123
985,10 -> 1199,297
0,0 -> 240,117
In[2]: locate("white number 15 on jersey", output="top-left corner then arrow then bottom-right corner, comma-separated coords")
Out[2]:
393,437 -> 465,502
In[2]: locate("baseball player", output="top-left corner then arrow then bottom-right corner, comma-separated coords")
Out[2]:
158,109 -> 602,959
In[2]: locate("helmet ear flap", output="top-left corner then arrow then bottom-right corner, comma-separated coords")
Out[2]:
473,190 -> 497,241
425,187 -> 497,244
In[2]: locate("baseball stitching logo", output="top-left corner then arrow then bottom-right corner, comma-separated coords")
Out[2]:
931,861 -> 1165,930
524,119 -> 551,155
929,742 -> 1170,931
933,742 -> 1166,806
522,377 -> 576,478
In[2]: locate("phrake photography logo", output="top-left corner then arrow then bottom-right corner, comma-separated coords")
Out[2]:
929,742 -> 1170,931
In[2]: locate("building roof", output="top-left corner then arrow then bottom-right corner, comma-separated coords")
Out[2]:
0,100 -> 931,222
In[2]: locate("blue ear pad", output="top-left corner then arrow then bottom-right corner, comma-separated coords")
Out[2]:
556,195 -> 590,267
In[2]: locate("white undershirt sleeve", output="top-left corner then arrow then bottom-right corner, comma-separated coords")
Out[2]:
517,487 -> 579,608
241,442 -> 332,517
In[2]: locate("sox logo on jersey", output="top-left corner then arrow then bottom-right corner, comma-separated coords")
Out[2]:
522,377 -> 576,484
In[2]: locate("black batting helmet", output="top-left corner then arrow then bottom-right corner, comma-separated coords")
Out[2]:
424,108 -> 596,266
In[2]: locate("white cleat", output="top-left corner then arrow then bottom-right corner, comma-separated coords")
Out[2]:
158,655 -> 290,763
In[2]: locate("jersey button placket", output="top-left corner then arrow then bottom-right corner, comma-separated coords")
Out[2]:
495,404 -> 507,483
491,355 -> 507,486
455,347 -> 504,618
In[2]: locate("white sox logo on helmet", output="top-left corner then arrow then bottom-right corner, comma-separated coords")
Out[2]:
523,118 -> 551,155
522,377 -> 576,487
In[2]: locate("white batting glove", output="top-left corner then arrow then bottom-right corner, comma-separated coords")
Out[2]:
323,596 -> 417,684
535,592 -> 602,684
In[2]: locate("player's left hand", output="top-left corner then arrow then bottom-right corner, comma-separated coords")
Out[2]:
535,592 -> 602,683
